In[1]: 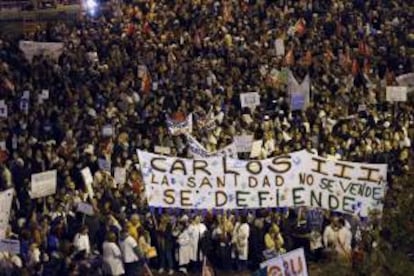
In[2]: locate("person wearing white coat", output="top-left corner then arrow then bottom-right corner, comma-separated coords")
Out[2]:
102,232 -> 125,276
175,217 -> 192,275
233,216 -> 250,271
187,216 -> 207,265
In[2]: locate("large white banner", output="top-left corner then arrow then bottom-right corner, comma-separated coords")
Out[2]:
19,41 -> 64,63
260,248 -> 308,276
0,189 -> 14,239
138,150 -> 387,217
30,170 -> 57,199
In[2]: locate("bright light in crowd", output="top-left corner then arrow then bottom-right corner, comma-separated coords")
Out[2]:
84,0 -> 98,16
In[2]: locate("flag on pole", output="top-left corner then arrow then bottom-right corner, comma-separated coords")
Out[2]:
141,68 -> 152,94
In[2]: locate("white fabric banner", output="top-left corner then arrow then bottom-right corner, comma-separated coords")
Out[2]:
77,202 -> 95,216
137,150 -> 387,217
19,40 -> 64,63
260,248 -> 308,276
0,189 -> 14,239
30,170 -> 57,199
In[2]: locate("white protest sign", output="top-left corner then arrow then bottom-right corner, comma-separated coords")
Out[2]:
19,91 -> 30,114
154,146 -> 171,155
240,92 -> 261,111
260,248 -> 308,276
30,170 -> 57,199
19,40 -> 64,63
0,239 -> 20,254
98,158 -> 111,172
102,125 -> 114,137
114,167 -> 127,185
250,140 -> 263,158
0,100 -> 7,118
386,86 -> 408,102
234,135 -> 254,153
0,189 -> 13,239
77,202 -> 94,216
275,38 -> 285,57
81,167 -> 94,199
38,89 -> 49,104
137,150 -> 387,217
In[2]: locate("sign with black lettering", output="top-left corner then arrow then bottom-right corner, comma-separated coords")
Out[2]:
137,150 -> 387,217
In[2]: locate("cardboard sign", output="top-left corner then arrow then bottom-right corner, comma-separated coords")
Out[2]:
77,202 -> 94,216
114,167 -> 127,185
0,239 -> 20,254
260,248 -> 308,276
30,170 -> 57,199
81,167 -> 94,199
0,189 -> 13,239
137,150 -> 387,217
386,86 -> 408,102
234,135 -> 254,153
240,92 -> 261,111
0,100 -> 7,118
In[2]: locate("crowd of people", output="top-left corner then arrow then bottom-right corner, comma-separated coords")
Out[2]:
0,0 -> 413,275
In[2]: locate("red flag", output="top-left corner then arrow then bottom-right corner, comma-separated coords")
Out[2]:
141,70 -> 151,94
352,58 -> 359,76
202,257 -> 214,276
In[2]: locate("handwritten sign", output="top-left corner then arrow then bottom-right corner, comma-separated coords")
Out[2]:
386,86 -> 408,102
240,92 -> 260,111
260,248 -> 308,276
30,170 -> 57,199
137,150 -> 387,217
114,167 -> 127,185
0,239 -> 20,254
19,40 -> 64,63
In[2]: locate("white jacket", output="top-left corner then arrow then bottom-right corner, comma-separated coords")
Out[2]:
177,228 -> 192,266
102,241 -> 125,276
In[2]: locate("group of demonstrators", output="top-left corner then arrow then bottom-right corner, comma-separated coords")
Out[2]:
0,0 -> 413,275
